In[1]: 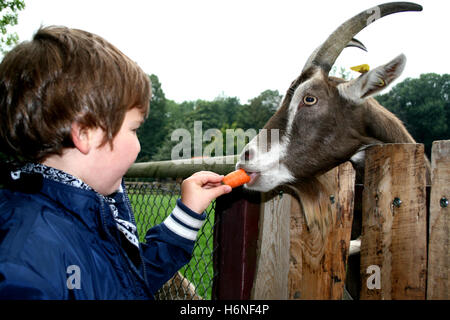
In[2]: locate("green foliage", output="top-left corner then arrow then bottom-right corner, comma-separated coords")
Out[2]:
330,65 -> 354,80
0,0 -> 25,55
235,89 -> 282,130
139,89 -> 282,162
186,96 -> 241,130
137,74 -> 168,162
375,73 -> 450,157
149,100 -> 195,161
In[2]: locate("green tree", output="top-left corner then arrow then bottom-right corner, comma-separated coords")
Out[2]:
236,89 -> 282,130
0,0 -> 25,55
330,65 -> 354,80
150,91 -> 284,161
0,1 -> 25,163
375,73 -> 450,157
185,96 -> 240,130
151,100 -> 196,161
151,96 -> 243,161
136,74 -> 168,162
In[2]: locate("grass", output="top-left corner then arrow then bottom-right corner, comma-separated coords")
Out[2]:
128,187 -> 215,299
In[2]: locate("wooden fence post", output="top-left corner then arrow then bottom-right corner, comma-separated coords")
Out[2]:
213,187 -> 261,299
251,162 -> 355,299
360,143 -> 427,300
427,140 -> 450,300
251,188 -> 292,299
289,161 -> 355,299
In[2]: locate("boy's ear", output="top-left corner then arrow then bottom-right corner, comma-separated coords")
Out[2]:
71,122 -> 91,155
338,54 -> 406,104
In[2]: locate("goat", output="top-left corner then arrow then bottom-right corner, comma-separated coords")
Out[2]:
236,2 -> 427,243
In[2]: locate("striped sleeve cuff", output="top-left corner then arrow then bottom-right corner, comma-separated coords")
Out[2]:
162,199 -> 207,241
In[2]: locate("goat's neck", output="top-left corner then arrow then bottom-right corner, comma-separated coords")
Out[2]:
358,99 -> 431,183
361,99 -> 416,145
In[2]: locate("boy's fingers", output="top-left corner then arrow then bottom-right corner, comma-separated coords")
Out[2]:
203,182 -> 222,189
192,171 -> 221,178
181,172 -> 232,213
207,184 -> 232,199
193,173 -> 224,186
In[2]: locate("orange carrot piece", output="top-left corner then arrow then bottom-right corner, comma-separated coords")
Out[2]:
222,169 -> 251,188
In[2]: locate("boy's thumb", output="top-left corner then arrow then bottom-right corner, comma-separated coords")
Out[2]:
211,184 -> 232,199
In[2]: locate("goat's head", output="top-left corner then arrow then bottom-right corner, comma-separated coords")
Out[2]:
237,2 -> 422,192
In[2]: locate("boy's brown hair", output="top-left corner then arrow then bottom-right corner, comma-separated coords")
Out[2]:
0,26 -> 151,162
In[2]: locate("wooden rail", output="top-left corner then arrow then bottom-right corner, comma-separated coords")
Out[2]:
126,155 -> 237,179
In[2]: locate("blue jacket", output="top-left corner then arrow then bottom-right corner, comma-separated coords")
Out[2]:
0,164 -> 206,299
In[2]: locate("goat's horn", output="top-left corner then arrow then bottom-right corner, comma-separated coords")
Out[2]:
347,38 -> 367,52
302,2 -> 422,74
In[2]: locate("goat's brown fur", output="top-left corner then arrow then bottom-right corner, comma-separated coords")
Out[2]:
238,2 -> 427,238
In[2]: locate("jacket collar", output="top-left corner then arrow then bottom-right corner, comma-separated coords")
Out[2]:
14,163 -> 111,232
13,163 -> 138,247
4,163 -> 148,289
20,163 -> 94,192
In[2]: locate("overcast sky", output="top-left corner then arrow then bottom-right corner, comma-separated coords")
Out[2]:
11,0 -> 450,103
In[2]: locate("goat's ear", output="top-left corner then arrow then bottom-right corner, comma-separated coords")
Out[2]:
338,54 -> 406,103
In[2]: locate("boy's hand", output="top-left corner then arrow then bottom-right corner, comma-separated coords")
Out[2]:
180,171 -> 232,214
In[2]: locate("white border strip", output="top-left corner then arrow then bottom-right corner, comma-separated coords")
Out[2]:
172,205 -> 204,229
163,216 -> 198,241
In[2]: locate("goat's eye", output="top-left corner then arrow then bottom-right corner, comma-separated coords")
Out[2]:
303,95 -> 317,106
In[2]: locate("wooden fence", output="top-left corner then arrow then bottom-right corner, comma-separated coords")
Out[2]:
126,141 -> 448,300
213,141 -> 449,300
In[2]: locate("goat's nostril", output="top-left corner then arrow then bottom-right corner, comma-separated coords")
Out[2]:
243,148 -> 253,161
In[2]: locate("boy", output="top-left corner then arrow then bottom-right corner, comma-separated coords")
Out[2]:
0,26 -> 232,299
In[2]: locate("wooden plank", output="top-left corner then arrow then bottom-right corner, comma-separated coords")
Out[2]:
427,140 -> 450,300
251,188 -> 291,299
213,187 -> 260,300
288,162 -> 355,299
126,155 -> 238,179
360,143 -> 427,300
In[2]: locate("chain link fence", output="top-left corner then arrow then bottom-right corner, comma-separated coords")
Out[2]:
124,177 -> 218,300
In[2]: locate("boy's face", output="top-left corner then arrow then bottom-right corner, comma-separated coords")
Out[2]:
88,107 -> 144,195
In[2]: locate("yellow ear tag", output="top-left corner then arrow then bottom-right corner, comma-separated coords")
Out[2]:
350,64 -> 370,74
